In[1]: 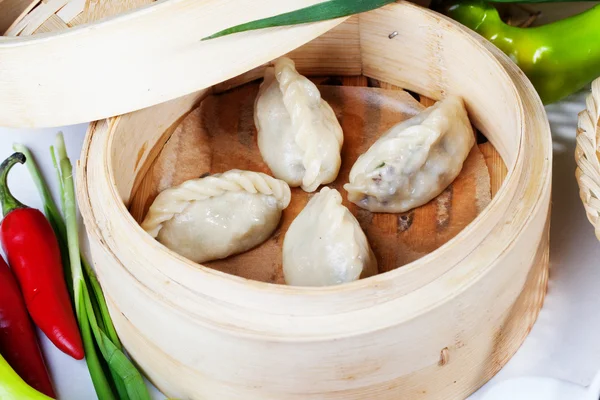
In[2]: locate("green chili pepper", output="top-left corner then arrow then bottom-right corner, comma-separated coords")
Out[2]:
0,353 -> 52,400
441,0 -> 600,104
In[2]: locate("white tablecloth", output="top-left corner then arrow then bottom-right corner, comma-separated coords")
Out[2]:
0,88 -> 598,399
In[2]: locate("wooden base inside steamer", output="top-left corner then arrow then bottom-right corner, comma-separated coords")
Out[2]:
128,76 -> 502,284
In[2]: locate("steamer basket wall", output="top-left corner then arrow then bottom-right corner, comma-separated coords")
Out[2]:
77,2 -> 552,399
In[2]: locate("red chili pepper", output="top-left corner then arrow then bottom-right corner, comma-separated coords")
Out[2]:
0,153 -> 84,360
0,254 -> 56,398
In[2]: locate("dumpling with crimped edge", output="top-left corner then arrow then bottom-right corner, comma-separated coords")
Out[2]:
283,187 -> 378,287
141,170 -> 291,264
254,57 -> 343,192
344,95 -> 475,213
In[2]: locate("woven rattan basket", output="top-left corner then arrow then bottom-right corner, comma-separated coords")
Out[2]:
576,78 -> 600,240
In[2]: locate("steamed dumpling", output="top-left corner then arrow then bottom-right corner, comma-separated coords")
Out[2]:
254,57 -> 343,192
344,96 -> 475,213
141,170 -> 291,263
283,187 -> 377,286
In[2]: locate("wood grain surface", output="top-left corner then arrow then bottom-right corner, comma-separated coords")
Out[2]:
129,77 -> 503,283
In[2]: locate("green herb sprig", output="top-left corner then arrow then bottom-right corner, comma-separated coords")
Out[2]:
203,0 -> 594,41
202,0 -> 395,40
14,136 -> 151,400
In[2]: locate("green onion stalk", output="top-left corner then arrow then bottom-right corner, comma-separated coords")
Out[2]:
202,0 -> 396,40
14,136 -> 150,400
202,0 -> 596,40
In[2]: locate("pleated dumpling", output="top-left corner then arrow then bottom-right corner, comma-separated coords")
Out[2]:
141,170 -> 291,263
283,187 -> 378,287
344,96 -> 475,213
254,57 -> 343,192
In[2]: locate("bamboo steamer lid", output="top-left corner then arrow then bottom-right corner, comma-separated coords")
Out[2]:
0,0 -> 350,128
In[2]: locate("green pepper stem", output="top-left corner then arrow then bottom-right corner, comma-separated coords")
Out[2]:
0,153 -> 26,217
444,1 -> 600,104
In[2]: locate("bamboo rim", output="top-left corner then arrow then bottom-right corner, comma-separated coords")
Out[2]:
0,0 -> 346,128
76,2 -> 552,330
576,78 -> 600,241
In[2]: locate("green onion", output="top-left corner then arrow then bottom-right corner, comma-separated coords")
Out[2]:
203,0 -> 597,41
14,137 -> 151,400
202,0 -> 395,40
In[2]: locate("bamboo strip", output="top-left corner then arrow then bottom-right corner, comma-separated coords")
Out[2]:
0,0 -> 38,34
480,142 -> 509,198
0,0 -> 351,128
576,78 -> 600,240
4,0 -> 154,36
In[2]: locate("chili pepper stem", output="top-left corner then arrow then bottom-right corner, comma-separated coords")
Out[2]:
443,1 -> 600,104
0,153 -> 26,217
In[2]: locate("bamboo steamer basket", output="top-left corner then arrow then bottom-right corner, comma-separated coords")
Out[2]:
72,2 -> 552,399
576,78 -> 600,240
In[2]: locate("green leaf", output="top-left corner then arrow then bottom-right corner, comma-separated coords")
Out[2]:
82,256 -> 122,350
78,289 -> 117,400
84,273 -> 130,399
202,0 -> 395,40
55,133 -> 151,400
82,282 -> 149,400
20,138 -> 151,400
17,142 -> 123,351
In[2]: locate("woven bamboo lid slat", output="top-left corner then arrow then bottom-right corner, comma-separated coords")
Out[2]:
0,0 -> 35,34
4,0 -> 155,36
0,0 -> 346,128
576,78 -> 600,240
